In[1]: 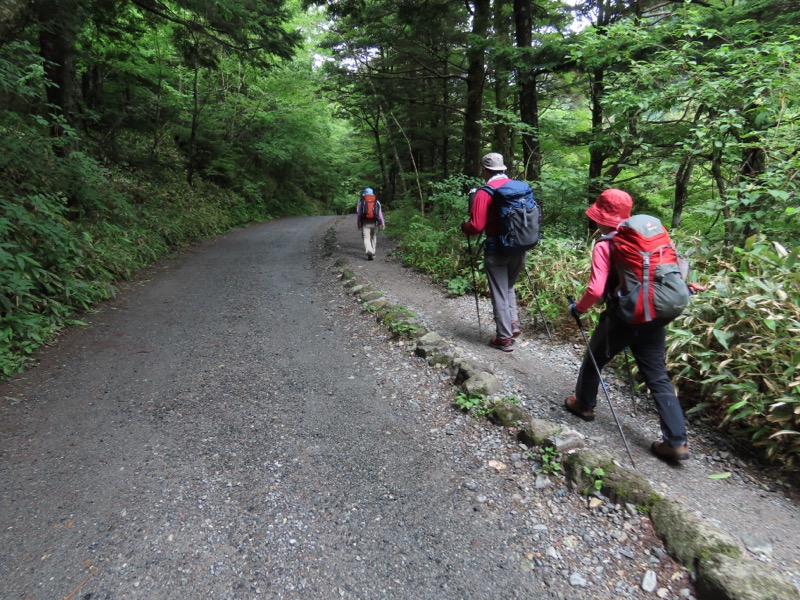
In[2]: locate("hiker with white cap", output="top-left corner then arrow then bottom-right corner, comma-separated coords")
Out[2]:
356,187 -> 385,260
461,152 -> 531,352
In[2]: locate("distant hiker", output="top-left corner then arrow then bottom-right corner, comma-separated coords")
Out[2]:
356,187 -> 385,261
565,189 -> 700,463
462,152 -> 539,352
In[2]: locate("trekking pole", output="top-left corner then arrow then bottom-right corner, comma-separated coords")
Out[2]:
567,296 -> 637,469
465,233 -> 482,336
523,264 -> 552,340
623,346 -> 637,416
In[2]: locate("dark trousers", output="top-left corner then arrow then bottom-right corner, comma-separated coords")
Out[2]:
575,311 -> 688,447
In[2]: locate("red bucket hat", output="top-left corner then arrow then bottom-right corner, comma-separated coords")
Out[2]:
586,189 -> 633,228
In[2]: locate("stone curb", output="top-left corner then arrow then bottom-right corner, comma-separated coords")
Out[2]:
335,259 -> 800,600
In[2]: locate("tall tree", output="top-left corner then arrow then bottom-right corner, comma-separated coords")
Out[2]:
513,0 -> 541,181
464,0 -> 490,177
491,0 -> 512,162
33,0 -> 85,136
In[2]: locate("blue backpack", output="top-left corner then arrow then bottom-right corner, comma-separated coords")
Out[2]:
480,180 -> 541,254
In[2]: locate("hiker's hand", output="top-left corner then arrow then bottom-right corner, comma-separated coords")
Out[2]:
569,302 -> 583,320
688,282 -> 706,294
380,224 -> 385,230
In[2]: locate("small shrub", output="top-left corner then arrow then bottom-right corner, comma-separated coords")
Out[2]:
454,391 -> 490,416
582,465 -> 606,495
528,446 -> 562,476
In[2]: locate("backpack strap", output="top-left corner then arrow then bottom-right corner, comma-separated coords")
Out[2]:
476,185 -> 499,249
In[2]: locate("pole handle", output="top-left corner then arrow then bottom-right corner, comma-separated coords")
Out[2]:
566,295 -> 582,327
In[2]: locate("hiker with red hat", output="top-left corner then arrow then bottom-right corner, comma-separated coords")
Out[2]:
564,189 -> 692,463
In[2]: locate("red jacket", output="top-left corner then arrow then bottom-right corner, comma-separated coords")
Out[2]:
461,175 -> 511,238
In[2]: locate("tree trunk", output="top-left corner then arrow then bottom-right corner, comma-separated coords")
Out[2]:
737,142 -> 766,239
672,105 -> 705,229
493,0 -> 511,161
36,0 -> 80,135
514,0 -> 540,181
187,54 -> 200,187
710,147 -> 733,246
363,111 -> 388,200
463,0 -> 490,177
587,67 -> 606,202
441,53 -> 451,179
673,152 -> 696,229
381,107 -> 408,203
372,116 -> 389,199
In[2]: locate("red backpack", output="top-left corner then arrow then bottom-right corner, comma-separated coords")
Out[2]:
610,215 -> 691,324
362,194 -> 378,220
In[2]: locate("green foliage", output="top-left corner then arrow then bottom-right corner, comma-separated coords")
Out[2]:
519,236 -> 594,332
0,192 -> 114,376
0,41 -> 45,102
582,465 -> 606,495
389,175 -> 597,334
533,167 -> 592,238
390,196 -> 599,332
593,14 -> 800,246
667,237 -> 800,470
0,3 -> 365,377
528,445 -> 562,476
2,0 -> 799,476
446,275 -> 472,296
454,391 -> 490,416
390,209 -> 467,284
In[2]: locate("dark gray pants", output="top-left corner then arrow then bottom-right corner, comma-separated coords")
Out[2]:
575,311 -> 688,447
484,251 -> 525,339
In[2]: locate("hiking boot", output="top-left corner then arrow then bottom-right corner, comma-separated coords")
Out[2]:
511,321 -> 521,337
564,396 -> 595,422
651,440 -> 690,462
488,337 -> 514,352
367,253 -> 374,260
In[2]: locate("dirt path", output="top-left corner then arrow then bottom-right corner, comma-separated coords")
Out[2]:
333,216 -> 800,588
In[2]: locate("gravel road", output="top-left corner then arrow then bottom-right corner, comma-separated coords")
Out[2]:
0,215 -> 796,599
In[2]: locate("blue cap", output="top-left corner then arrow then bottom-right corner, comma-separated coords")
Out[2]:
363,187 -> 373,195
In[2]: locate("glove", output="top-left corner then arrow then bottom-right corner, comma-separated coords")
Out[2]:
569,302 -> 583,320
